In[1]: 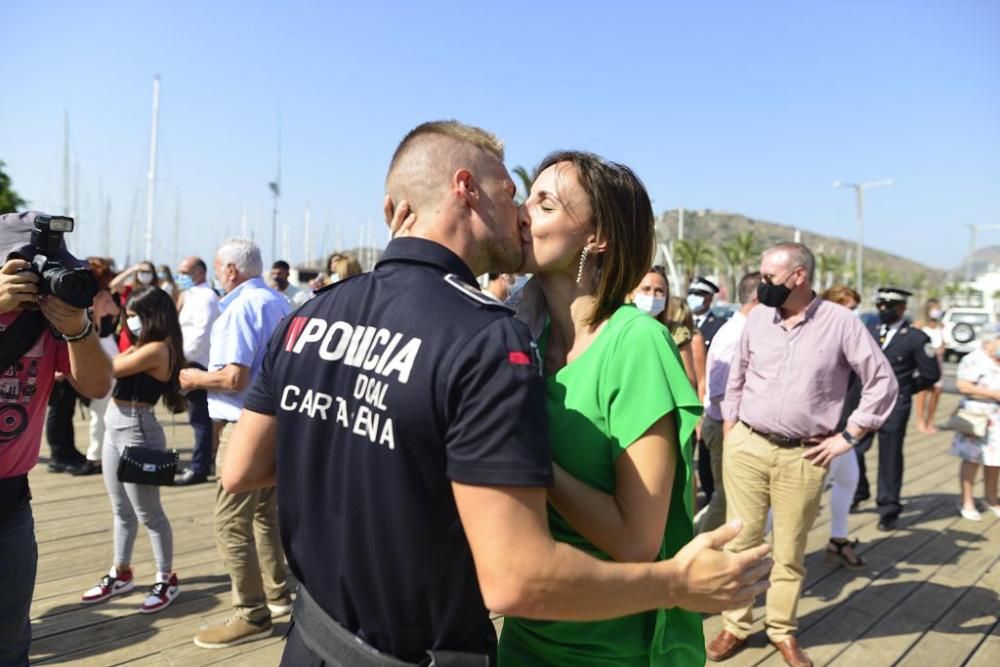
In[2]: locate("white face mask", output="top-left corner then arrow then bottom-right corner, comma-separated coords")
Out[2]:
329,272 -> 341,284
137,271 -> 154,285
929,308 -> 943,321
634,294 -> 666,318
127,315 -> 143,337
686,293 -> 707,313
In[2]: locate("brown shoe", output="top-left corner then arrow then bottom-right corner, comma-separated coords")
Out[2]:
771,637 -> 812,667
706,630 -> 748,661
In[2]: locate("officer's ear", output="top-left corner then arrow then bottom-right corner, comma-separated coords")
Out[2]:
454,168 -> 479,207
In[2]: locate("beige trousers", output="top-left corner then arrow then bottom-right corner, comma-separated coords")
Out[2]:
721,422 -> 827,642
214,421 -> 289,622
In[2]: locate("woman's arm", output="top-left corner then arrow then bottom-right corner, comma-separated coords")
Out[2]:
956,379 -> 1000,403
692,332 -> 707,401
678,343 -> 697,389
547,413 -> 679,563
109,265 -> 140,293
112,341 -> 170,380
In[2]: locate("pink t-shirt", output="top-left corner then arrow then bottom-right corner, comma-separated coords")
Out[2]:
0,311 -> 71,479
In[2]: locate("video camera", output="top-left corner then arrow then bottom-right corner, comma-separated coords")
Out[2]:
26,215 -> 98,309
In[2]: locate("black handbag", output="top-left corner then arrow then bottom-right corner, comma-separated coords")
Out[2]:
117,445 -> 179,486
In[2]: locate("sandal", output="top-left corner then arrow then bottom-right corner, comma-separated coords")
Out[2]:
826,538 -> 865,569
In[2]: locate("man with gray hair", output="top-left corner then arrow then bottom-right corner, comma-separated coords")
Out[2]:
178,238 -> 293,649
706,242 -> 898,667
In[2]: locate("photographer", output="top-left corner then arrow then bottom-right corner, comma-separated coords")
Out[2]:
0,211 -> 112,666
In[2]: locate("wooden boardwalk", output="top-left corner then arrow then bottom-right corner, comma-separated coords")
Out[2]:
27,393 -> 1000,666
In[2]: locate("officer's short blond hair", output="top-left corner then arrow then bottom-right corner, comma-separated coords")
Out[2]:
385,121 -> 505,213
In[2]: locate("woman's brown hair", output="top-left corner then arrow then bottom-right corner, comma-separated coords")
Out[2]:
535,151 -> 654,327
822,284 -> 861,307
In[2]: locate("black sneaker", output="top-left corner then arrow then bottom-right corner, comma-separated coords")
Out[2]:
72,460 -> 102,476
877,516 -> 897,532
174,468 -> 209,486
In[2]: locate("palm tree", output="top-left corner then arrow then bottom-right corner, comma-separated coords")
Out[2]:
731,231 -> 760,277
720,244 -> 742,299
512,166 -> 532,205
875,267 -> 897,291
674,239 -> 715,287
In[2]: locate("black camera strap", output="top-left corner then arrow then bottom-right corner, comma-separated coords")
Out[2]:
0,310 -> 46,375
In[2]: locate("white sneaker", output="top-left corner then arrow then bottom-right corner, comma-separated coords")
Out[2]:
985,504 -> 1000,518
267,599 -> 293,618
139,573 -> 180,614
960,507 -> 982,521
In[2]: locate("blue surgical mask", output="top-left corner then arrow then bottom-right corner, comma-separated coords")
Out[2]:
176,274 -> 194,291
686,294 -> 706,313
213,278 -> 225,294
634,294 -> 666,318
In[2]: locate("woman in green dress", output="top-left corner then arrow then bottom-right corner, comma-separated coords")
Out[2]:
498,151 -> 705,666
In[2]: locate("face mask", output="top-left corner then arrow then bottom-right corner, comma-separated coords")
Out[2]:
126,315 -> 143,337
929,308 -> 943,321
157,272 -> 168,282
176,274 -> 194,291
274,277 -> 289,290
686,294 -> 707,313
634,294 -> 666,318
878,308 -> 901,325
137,271 -> 154,285
329,272 -> 340,284
213,278 -> 225,294
757,281 -> 792,308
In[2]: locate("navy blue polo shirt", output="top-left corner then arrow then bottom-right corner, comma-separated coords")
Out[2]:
244,237 -> 552,661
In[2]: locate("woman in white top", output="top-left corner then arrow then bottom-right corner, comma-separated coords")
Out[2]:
915,299 -> 945,433
951,322 -> 1000,521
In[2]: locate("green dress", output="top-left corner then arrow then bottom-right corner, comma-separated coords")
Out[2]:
498,305 -> 705,666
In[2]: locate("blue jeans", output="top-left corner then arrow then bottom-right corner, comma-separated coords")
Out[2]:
0,502 -> 36,667
186,387 -> 214,475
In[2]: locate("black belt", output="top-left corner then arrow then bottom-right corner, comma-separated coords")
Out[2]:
741,422 -> 806,448
293,585 -> 494,667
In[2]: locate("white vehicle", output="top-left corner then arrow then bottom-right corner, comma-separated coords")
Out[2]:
942,307 -> 995,361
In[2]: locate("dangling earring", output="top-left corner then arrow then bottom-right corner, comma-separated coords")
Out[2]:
576,246 -> 590,284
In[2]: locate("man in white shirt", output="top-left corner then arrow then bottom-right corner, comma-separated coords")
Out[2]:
269,260 -> 301,305
697,271 -> 761,533
174,256 -> 220,485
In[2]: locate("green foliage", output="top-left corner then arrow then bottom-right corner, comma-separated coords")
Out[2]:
0,161 -> 27,214
674,239 -> 715,286
512,165 -> 532,205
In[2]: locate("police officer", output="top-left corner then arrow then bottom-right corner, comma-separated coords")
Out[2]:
688,276 -> 726,503
854,287 -> 942,531
688,276 -> 726,348
220,121 -> 772,667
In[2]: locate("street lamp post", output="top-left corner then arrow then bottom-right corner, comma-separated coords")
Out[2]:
833,178 -> 894,302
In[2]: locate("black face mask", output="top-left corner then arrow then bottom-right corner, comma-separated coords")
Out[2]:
878,308 -> 902,325
757,281 -> 792,308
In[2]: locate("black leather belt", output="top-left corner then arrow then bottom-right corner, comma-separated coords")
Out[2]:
741,422 -> 806,448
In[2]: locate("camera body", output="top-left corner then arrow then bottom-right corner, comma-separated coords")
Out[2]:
27,215 -> 98,309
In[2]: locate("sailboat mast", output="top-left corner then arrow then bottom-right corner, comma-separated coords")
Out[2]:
144,75 -> 161,261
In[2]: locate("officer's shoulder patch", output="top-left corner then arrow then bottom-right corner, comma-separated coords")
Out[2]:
443,274 -> 513,311
924,343 -> 936,358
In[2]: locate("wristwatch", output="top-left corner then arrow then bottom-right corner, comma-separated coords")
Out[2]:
840,430 -> 861,448
62,319 -> 94,343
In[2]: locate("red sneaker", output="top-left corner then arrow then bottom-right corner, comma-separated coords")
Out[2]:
139,573 -> 180,614
81,568 -> 135,604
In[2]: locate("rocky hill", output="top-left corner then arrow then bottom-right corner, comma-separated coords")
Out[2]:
656,209 -> 947,291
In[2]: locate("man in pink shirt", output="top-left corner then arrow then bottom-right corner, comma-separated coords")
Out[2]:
0,212 -> 113,666
706,242 -> 898,667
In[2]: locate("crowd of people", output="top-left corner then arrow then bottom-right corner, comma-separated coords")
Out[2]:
0,119 -> 967,667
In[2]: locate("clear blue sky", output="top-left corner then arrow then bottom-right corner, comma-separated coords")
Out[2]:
2,0 -> 997,274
